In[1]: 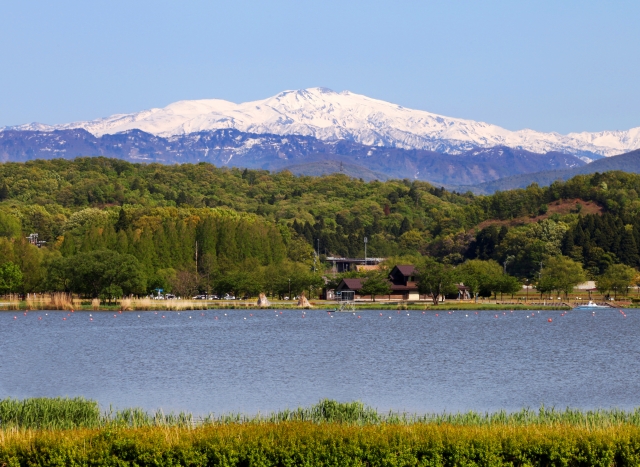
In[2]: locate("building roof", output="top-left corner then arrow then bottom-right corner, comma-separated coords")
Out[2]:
394,265 -> 416,276
339,278 -> 364,290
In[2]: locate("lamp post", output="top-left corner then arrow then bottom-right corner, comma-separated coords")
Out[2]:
288,278 -> 291,300
525,279 -> 529,302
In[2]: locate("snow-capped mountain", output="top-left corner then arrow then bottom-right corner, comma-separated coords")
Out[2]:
0,128 -> 587,186
5,87 -> 640,159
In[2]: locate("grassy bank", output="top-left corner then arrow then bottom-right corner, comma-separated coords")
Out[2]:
0,299 -> 577,312
3,399 -> 640,465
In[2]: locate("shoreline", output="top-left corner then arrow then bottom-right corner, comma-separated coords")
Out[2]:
1,301 -> 586,311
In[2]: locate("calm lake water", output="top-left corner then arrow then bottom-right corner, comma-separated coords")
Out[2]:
1,308 -> 639,415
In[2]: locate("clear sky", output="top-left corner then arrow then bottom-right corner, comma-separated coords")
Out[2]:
1,0 -> 638,133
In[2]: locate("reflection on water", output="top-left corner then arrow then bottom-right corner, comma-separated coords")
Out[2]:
1,308 -> 638,415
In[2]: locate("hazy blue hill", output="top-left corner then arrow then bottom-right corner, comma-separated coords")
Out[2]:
465,149 -> 640,194
280,160 -> 390,181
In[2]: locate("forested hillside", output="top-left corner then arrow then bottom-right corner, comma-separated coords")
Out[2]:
1,157 -> 640,298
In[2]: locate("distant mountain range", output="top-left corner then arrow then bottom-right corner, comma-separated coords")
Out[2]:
1,87 -> 639,189
4,87 -> 640,160
0,128 -> 587,186
461,149 -> 640,194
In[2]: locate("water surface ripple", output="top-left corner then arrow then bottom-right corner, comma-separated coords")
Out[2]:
1,308 -> 638,415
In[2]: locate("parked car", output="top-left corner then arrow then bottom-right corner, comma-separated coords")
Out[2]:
192,295 -> 207,300
207,295 -> 219,300
165,294 -> 176,299
223,294 -> 235,300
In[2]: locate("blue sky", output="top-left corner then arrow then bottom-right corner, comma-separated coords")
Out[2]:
1,0 -> 638,133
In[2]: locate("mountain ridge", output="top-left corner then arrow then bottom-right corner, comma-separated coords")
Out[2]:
3,87 -> 639,159
0,128 -> 586,186
460,149 -> 640,194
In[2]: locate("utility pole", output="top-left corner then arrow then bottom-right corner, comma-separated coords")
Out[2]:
364,237 -> 368,266
195,240 -> 198,282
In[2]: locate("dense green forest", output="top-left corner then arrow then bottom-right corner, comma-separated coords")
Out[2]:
1,157 -> 639,298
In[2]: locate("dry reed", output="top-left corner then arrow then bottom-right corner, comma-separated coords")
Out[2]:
49,293 -> 72,310
133,298 -> 152,310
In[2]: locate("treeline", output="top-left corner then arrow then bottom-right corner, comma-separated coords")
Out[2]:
2,157 -> 640,297
0,206 -> 322,299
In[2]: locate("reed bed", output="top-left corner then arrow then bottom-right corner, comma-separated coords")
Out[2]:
0,397 -> 101,430
4,398 -> 640,431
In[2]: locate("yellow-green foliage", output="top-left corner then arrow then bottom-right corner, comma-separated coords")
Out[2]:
3,399 -> 640,465
2,423 -> 640,466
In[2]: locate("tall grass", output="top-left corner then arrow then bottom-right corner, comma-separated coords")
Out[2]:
0,397 -> 100,430
4,398 -> 640,430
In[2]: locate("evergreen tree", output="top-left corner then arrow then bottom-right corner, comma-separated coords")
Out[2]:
561,231 -> 574,256
114,208 -> 130,232
573,223 -> 586,247
0,183 -> 8,201
399,217 -> 411,236
618,229 -> 640,266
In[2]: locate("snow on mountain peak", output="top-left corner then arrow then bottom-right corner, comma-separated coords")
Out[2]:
4,87 -> 639,158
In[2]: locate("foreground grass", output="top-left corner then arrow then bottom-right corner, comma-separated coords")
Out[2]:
2,422 -> 640,466
4,399 -> 640,465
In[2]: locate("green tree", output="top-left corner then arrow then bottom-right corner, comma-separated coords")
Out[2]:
596,263 -> 637,299
114,207 -> 130,232
0,212 -> 21,239
495,274 -> 522,300
0,262 -> 23,294
55,250 -> 146,297
618,228 -> 639,266
0,183 -> 9,200
360,271 -> 392,301
538,256 -> 586,299
456,259 -> 502,301
415,258 -> 458,305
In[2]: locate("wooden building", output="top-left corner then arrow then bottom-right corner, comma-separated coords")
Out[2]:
334,265 -> 430,301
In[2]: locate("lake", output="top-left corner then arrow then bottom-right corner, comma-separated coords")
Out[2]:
1,307 -> 638,415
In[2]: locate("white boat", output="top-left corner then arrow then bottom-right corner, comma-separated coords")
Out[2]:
575,300 -> 610,310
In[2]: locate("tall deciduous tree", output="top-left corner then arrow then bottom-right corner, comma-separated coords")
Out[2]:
538,256 -> 586,299
456,259 -> 502,301
360,271 -> 392,301
0,262 -> 23,294
596,263 -> 637,299
415,258 -> 458,305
